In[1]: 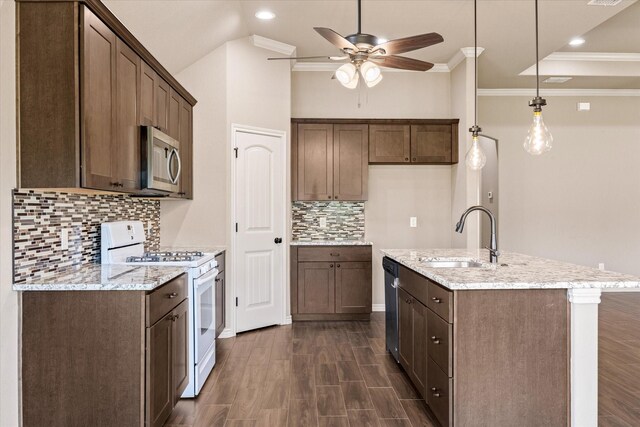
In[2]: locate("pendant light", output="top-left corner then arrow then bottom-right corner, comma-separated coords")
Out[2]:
524,0 -> 553,155
465,0 -> 486,170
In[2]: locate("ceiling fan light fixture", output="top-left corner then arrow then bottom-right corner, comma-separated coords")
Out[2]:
336,63 -> 359,89
360,61 -> 381,83
364,72 -> 383,88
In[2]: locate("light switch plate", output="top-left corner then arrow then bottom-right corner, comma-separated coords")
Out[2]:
319,217 -> 327,228
410,217 -> 417,228
60,228 -> 69,251
598,263 -> 605,271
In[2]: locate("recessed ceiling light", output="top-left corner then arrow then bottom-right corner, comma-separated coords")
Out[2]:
255,10 -> 276,20
569,38 -> 585,46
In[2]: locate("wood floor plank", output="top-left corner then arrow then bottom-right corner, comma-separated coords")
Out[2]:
192,404 -> 230,427
227,387 -> 262,420
318,416 -> 350,427
360,364 -> 391,388
378,418 -> 412,427
316,385 -> 347,417
255,409 -> 288,427
261,380 -> 290,410
315,363 -> 340,386
346,409 -> 381,426
336,360 -> 363,382
340,381 -> 374,410
353,347 -> 378,365
368,388 -> 407,419
224,420 -> 257,427
387,373 -> 420,399
400,399 -> 438,426
288,399 -> 318,427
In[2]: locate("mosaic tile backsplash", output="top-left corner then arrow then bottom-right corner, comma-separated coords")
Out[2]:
13,190 -> 160,283
292,201 -> 365,241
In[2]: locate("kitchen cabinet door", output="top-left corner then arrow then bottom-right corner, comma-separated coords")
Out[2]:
368,124 -> 411,163
215,270 -> 225,338
172,299 -> 189,404
168,88 -> 181,140
114,38 -> 141,192
140,61 -> 156,127
296,124 -> 334,201
410,125 -> 453,164
178,97 -> 193,199
146,314 -> 173,427
335,261 -> 372,313
81,7 -> 117,191
155,78 -> 171,134
398,288 -> 413,371
411,299 -> 428,396
333,124 -> 369,201
298,262 -> 335,314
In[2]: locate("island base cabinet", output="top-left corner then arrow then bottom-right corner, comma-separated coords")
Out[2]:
20,274 -> 189,427
397,287 -> 427,397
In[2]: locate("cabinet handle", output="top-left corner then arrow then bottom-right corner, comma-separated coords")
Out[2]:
431,388 -> 441,397
330,253 -> 340,257
431,336 -> 440,344
431,297 -> 441,304
406,298 -> 412,304
167,292 -> 178,299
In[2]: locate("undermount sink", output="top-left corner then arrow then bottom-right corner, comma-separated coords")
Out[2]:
419,259 -> 484,268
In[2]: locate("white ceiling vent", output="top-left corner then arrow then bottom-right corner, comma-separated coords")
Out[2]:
544,77 -> 573,84
587,0 -> 622,6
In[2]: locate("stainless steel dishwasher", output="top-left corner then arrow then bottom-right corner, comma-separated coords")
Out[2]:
383,257 -> 399,362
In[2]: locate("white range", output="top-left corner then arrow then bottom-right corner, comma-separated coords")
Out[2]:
101,220 -> 217,398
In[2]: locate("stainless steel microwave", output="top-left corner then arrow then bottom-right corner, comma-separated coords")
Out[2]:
141,126 -> 181,194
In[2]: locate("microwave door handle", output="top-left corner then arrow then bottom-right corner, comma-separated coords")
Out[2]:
167,148 -> 181,185
174,148 -> 182,184
194,268 -> 218,288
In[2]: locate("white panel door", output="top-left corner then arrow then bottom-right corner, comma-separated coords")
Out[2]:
235,130 -> 284,333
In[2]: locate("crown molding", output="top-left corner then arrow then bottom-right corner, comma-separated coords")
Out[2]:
292,62 -> 450,73
478,88 -> 640,97
250,35 -> 296,56
447,47 -> 485,71
544,52 -> 640,62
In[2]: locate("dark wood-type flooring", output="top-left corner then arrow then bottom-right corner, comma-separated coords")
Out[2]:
165,312 -> 439,426
599,292 -> 640,426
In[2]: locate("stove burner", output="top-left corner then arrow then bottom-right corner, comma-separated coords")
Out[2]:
126,251 -> 205,263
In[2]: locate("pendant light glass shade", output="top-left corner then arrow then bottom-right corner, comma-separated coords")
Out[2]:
465,135 -> 487,170
335,63 -> 359,89
524,111 -> 553,155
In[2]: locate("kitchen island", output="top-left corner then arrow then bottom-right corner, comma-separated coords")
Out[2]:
382,249 -> 640,427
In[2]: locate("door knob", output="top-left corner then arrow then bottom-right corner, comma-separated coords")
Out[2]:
274,237 -> 283,244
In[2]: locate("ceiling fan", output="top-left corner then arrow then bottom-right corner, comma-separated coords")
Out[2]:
268,0 -> 444,88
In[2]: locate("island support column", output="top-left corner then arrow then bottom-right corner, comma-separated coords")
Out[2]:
568,288 -> 602,427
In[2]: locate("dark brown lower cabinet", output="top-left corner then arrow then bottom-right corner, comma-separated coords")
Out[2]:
215,251 -> 226,338
396,264 -> 569,427
291,245 -> 372,320
21,274 -> 189,427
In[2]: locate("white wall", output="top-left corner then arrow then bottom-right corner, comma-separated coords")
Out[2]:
0,0 -> 20,425
480,95 -> 640,275
292,71 -> 454,305
160,37 -> 292,331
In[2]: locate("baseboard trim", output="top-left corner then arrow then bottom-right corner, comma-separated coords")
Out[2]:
372,304 -> 385,312
282,315 -> 292,325
217,328 -> 235,339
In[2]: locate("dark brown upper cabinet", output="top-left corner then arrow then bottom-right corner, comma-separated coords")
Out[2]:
293,122 -> 369,201
369,124 -> 411,163
17,0 -> 196,195
411,124 -> 454,164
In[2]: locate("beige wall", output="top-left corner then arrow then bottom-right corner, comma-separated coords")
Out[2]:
160,37 -> 292,330
292,71 -> 454,305
0,0 -> 20,425
480,95 -> 640,275
161,45 -> 228,247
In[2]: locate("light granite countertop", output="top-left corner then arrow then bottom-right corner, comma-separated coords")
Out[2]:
291,240 -> 372,246
381,248 -> 640,290
160,246 -> 226,257
13,264 -> 187,292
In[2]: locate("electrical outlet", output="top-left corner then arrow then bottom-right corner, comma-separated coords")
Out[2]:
319,217 -> 327,228
410,217 -> 417,228
598,263 -> 605,271
60,228 -> 69,251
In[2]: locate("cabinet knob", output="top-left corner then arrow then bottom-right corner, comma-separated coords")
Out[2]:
167,292 -> 178,299
328,195 -> 332,199
412,158 -> 417,161
432,297 -> 441,304
337,264 -> 341,268
330,264 -> 334,268
405,157 -> 409,161
431,336 -> 440,344
335,195 -> 339,199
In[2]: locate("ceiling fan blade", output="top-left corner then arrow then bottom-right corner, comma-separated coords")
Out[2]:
374,32 -> 444,55
370,55 -> 434,72
314,27 -> 357,51
267,56 -> 333,60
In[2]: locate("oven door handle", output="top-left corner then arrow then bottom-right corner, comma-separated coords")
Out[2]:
194,268 -> 218,288
167,148 -> 182,185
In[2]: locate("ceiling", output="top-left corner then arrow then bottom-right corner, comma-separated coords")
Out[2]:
103,0 -> 640,89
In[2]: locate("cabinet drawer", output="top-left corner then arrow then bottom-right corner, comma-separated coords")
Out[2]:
398,264 -> 428,307
297,246 -> 371,262
427,280 -> 452,323
427,309 -> 453,377
427,357 -> 453,427
146,273 -> 188,327
214,251 -> 225,273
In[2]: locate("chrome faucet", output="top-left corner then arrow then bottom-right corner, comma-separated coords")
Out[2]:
455,206 -> 500,264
